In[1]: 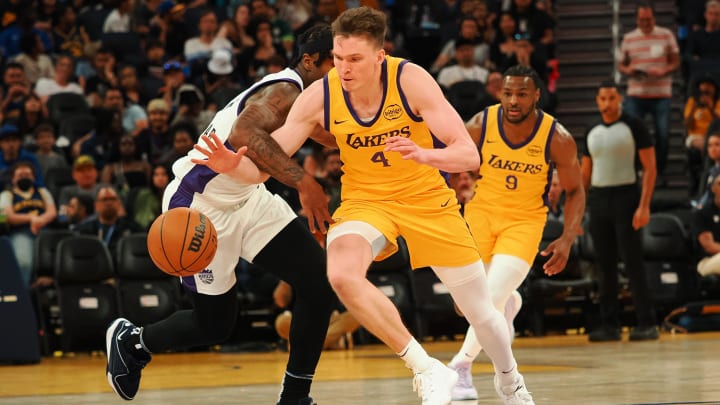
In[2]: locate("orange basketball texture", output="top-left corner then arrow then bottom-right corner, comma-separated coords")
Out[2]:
147,207 -> 218,277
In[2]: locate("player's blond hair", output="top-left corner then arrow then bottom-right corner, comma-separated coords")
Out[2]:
331,6 -> 386,50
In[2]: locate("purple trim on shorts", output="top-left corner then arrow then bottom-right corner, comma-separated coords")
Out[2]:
181,275 -> 197,292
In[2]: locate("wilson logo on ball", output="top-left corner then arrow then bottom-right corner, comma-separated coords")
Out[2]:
188,214 -> 208,252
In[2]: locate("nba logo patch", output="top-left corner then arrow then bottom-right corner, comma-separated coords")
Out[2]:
198,269 -> 214,284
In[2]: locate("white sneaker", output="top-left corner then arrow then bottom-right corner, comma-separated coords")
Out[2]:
412,359 -> 458,405
494,373 -> 534,405
448,362 -> 478,400
505,290 -> 523,340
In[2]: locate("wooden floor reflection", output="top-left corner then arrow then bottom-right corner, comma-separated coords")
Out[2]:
1,331 -> 719,405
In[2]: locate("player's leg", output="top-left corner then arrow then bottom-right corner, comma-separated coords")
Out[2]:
433,262 -> 534,404
448,255 -> 529,400
326,219 -> 458,404
253,217 -> 335,405
106,202 -> 241,400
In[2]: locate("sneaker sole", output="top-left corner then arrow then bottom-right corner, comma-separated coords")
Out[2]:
106,318 -> 133,401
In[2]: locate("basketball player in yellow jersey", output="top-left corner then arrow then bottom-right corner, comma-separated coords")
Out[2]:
196,7 -> 534,404
447,66 -> 586,401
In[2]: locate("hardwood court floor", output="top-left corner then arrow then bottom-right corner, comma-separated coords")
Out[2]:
1,331 -> 720,405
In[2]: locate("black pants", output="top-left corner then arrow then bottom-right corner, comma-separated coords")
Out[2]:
143,217 -> 334,376
588,185 -> 657,329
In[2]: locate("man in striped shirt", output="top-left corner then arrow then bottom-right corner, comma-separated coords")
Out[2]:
618,1 -> 679,176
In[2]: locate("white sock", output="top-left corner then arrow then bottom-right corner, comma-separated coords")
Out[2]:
450,326 -> 480,366
496,362 -> 520,387
397,338 -> 433,373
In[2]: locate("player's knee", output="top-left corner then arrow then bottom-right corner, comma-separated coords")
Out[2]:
326,268 -> 357,298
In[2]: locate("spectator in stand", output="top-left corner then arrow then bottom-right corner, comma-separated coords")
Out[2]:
477,70 -> 503,110
618,2 -> 680,177
158,60 -> 186,110
157,122 -> 197,167
170,84 -> 212,135
249,0 -> 295,61
33,123 -> 68,180
136,98 -> 173,164
152,1 -> 188,61
82,47 -> 119,108
436,37 -> 490,89
103,0 -> 134,33
490,12 -> 519,71
276,0 -> 313,33
204,48 -> 242,103
218,3 -> 255,59
0,161 -> 57,286
118,64 -> 150,107
34,55 -> 83,103
74,186 -> 142,253
0,124 -> 44,190
35,0 -> 59,34
57,155 -> 111,210
143,40 -> 168,82
498,32 -> 548,84
16,93 -> 49,142
12,31 -> 54,85
692,175 -> 720,277
101,134 -> 151,196
509,0 -> 555,59
238,16 -> 287,84
686,0 -> 720,62
103,87 -> 148,138
126,163 -> 170,230
431,16 -> 490,74
695,132 -> 720,209
66,193 -> 95,228
685,76 -> 720,196
1,62 -> 31,122
183,9 -> 233,63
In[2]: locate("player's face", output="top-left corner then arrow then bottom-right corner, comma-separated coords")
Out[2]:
500,76 -> 539,124
596,87 -> 622,119
332,35 -> 385,92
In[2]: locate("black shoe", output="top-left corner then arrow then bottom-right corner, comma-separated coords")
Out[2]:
278,398 -> 316,405
106,318 -> 152,400
629,326 -> 659,341
588,327 -> 621,342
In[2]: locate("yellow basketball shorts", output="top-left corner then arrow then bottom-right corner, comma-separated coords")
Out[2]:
330,187 -> 480,269
464,206 -> 546,266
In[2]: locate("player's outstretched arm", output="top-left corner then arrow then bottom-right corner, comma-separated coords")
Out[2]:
191,132 -> 267,183
228,80 -> 333,233
541,123 -> 586,275
384,62 -> 479,173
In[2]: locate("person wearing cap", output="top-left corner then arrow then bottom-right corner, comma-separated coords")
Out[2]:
204,47 -> 241,97
0,123 -> 44,190
436,36 -> 490,89
136,99 -> 173,164
57,155 -> 111,209
170,84 -> 213,135
0,161 -> 57,286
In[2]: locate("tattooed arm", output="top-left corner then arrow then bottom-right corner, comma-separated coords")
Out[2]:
225,80 -> 332,233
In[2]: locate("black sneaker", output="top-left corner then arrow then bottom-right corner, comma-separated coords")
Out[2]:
588,327 -> 621,342
278,398 -> 316,405
629,326 -> 659,341
106,318 -> 151,400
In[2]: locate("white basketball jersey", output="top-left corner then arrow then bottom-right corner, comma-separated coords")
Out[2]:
167,68 -> 304,209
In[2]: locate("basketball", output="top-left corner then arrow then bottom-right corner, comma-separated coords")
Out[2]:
147,207 -> 218,277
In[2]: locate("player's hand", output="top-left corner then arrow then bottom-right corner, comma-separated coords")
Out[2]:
297,174 -> 334,234
191,132 -> 248,174
384,136 -> 427,163
632,206 -> 650,230
540,235 -> 573,276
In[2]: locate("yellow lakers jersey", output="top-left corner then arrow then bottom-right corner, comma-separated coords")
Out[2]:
324,56 -> 449,201
466,104 -> 555,217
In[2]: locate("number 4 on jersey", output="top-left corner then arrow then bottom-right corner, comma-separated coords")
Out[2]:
371,151 -> 390,167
